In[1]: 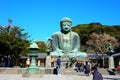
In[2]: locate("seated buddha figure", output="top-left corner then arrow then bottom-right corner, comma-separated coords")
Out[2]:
50,17 -> 87,58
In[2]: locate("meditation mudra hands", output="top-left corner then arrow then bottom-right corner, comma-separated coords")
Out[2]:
55,48 -> 78,53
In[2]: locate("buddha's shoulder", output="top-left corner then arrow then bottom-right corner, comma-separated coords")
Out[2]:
71,31 -> 79,36
52,31 -> 78,36
52,31 -> 62,36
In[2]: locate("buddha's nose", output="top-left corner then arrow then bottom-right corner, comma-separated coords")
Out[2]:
65,27 -> 68,29
65,26 -> 69,28
64,27 -> 69,30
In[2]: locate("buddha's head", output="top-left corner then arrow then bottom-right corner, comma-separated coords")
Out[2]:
60,17 -> 72,34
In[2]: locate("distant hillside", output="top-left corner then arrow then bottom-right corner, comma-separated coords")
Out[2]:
72,22 -> 120,52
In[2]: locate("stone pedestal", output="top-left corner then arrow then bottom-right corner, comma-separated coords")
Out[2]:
46,56 -> 51,68
22,73 -> 42,78
109,56 -> 114,69
23,53 -> 41,78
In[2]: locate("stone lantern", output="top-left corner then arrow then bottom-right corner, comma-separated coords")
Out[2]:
23,42 -> 41,78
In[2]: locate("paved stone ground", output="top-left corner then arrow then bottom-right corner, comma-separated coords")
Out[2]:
0,67 -> 120,80
0,74 -> 120,80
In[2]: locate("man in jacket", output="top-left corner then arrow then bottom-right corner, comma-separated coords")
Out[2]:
91,67 -> 103,80
57,56 -> 61,75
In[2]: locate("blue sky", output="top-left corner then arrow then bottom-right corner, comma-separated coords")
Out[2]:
0,0 -> 120,42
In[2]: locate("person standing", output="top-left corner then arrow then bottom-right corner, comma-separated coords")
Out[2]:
26,58 -> 30,67
116,62 -> 120,74
84,62 -> 90,76
7,55 -> 11,67
1,57 -> 5,67
91,67 -> 103,80
56,56 -> 61,75
4,55 -> 8,67
51,56 -> 55,67
37,60 -> 40,67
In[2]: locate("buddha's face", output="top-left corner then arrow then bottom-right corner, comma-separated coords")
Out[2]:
61,22 -> 72,32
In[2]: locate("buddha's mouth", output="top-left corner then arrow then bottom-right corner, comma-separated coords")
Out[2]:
64,28 -> 69,31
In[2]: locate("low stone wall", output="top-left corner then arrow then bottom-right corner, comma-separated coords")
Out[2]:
0,67 -> 117,75
0,67 -> 54,74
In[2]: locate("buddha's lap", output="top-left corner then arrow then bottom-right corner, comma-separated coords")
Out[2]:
50,51 -> 87,57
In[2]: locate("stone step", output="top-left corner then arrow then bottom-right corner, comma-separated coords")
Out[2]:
60,68 -> 112,75
61,68 -> 78,75
0,67 -> 118,76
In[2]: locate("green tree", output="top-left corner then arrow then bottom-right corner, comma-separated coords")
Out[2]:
36,41 -> 47,53
86,33 -> 119,66
0,25 -> 30,65
72,22 -> 120,52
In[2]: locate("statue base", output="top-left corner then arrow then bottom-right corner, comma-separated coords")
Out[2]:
23,67 -> 42,78
50,51 -> 87,58
25,67 -> 40,74
22,73 -> 42,78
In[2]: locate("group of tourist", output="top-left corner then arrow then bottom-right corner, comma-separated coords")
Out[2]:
75,61 -> 103,79
75,61 -> 91,76
51,55 -> 103,80
75,61 -> 84,72
0,55 -> 11,67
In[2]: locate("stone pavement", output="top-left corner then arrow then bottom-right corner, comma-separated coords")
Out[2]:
0,74 -> 120,80
0,67 -> 120,80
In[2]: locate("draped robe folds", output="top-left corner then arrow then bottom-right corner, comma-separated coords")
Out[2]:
50,31 -> 87,58
52,31 -> 80,52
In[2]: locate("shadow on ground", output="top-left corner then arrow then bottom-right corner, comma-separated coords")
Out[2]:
104,78 -> 120,80
107,69 -> 116,75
